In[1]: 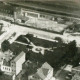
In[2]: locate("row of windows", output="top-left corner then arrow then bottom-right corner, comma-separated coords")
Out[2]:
3,67 -> 11,71
32,76 -> 40,79
0,9 -> 10,13
0,9 -> 13,13
40,14 -> 52,20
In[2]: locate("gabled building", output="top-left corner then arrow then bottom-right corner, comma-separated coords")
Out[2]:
0,50 -> 26,76
28,62 -> 54,80
11,51 -> 25,75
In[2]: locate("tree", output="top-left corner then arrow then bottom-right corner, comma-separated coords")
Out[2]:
54,37 -> 63,47
64,40 -> 78,64
55,37 -> 63,43
66,40 -> 77,58
1,40 -> 10,52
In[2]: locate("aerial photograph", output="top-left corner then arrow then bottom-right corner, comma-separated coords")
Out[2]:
0,0 -> 80,80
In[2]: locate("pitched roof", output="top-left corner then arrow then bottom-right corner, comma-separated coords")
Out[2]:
42,68 -> 49,76
33,62 -> 53,80
13,51 -> 25,62
42,62 -> 52,70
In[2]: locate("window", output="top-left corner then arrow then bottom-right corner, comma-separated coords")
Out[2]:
9,69 -> 10,71
1,58 -> 3,60
40,14 -> 45,18
12,65 -> 14,67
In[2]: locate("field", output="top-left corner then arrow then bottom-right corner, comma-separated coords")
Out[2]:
26,18 -> 68,33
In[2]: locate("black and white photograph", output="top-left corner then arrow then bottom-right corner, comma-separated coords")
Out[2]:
0,0 -> 80,80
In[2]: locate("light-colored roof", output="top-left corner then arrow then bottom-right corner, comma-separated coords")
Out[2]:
50,77 -> 55,80
64,65 -> 73,72
42,62 -> 52,70
33,62 -> 53,80
13,51 -> 25,62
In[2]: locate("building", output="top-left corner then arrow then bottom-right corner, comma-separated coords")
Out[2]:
0,50 -> 13,74
28,62 -> 54,80
71,73 -> 80,80
0,50 -> 26,76
64,65 -> 73,72
72,66 -> 80,74
11,51 -> 25,75
8,1 -> 80,19
55,70 -> 73,80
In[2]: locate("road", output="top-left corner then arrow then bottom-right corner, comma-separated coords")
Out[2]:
0,20 -> 80,48
10,24 -> 80,46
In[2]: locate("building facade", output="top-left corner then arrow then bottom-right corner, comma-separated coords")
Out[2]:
0,50 -> 26,76
11,51 -> 25,75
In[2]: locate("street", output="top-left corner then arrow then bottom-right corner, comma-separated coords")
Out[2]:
0,20 -> 80,49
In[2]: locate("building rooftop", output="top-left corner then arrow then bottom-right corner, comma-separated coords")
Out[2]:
56,70 -> 72,80
72,66 -> 80,71
32,62 -> 53,80
13,51 -> 25,62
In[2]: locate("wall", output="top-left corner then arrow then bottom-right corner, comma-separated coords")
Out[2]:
11,61 -> 16,75
21,9 -> 40,18
16,53 -> 25,75
1,65 -> 12,73
0,60 -> 3,65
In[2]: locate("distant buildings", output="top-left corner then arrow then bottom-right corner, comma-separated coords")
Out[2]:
0,2 -> 14,21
